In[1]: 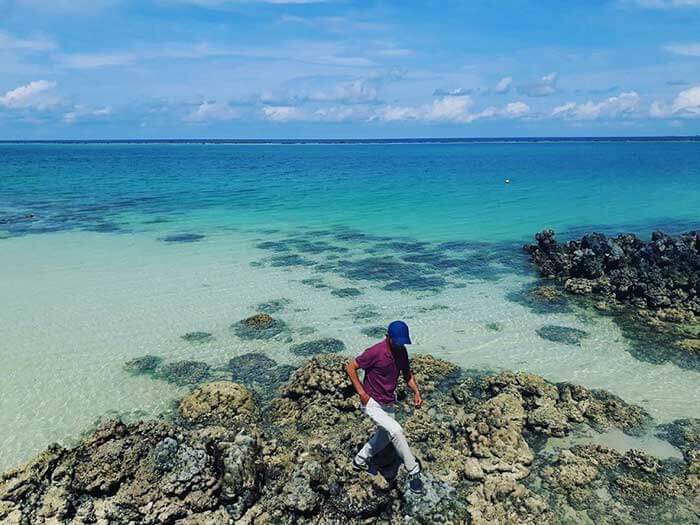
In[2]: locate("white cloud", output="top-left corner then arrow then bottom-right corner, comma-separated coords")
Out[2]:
651,86 -> 700,118
0,31 -> 56,52
262,105 -> 305,121
629,0 -> 700,8
373,96 -> 529,124
664,43 -> 700,56
308,79 -> 378,103
0,80 -> 59,110
518,72 -> 559,97
551,92 -> 640,120
495,76 -> 513,94
672,86 -> 700,114
184,102 -> 238,122
63,105 -> 113,124
504,101 -> 530,117
57,41 -> 375,69
313,105 -> 370,121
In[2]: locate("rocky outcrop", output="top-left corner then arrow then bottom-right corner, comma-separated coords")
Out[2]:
2,356 -> 697,524
525,229 -> 700,316
231,313 -> 288,340
525,229 -> 700,368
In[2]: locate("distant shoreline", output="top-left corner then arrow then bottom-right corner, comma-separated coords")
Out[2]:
1,136 -> 700,145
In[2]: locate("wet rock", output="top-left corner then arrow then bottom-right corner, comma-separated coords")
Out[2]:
181,332 -> 214,343
124,355 -> 163,376
0,420 -> 226,524
2,354 -> 692,525
485,322 -> 503,332
179,381 -> 259,429
289,337 -> 346,356
525,229 -> 700,367
227,353 -> 296,400
155,360 -> 211,386
536,325 -> 589,346
161,233 -> 205,243
231,313 -> 288,340
656,418 -> 700,462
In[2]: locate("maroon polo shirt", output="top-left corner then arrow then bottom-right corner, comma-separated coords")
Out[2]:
356,338 -> 410,405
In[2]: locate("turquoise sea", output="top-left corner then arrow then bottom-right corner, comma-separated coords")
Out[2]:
1,140 -> 700,470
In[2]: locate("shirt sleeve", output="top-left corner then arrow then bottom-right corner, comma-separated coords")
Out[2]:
355,346 -> 378,370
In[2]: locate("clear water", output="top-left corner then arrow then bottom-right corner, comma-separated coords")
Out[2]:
1,141 -> 699,471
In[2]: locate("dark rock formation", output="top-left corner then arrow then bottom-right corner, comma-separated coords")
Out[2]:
360,325 -> 387,339
227,353 -> 296,401
525,229 -> 700,368
289,337 -> 346,356
231,313 -> 288,340
330,287 -> 363,298
154,360 -> 211,386
525,229 -> 700,316
2,356 -> 697,524
124,355 -> 163,375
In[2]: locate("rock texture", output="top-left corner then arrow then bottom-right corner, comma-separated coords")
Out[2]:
2,355 -> 698,524
525,229 -> 700,368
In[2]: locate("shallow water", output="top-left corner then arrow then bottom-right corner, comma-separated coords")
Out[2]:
1,142 -> 699,471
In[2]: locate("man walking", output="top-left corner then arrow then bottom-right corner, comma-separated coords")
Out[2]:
346,320 -> 424,494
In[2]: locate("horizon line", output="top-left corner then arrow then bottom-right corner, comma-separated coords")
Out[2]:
1,135 -> 700,144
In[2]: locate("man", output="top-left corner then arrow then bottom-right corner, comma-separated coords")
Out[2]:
346,320 -> 424,494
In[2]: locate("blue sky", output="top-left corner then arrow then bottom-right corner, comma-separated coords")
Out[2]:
1,0 -> 700,138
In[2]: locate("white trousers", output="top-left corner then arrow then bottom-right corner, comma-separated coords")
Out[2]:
355,398 -> 419,474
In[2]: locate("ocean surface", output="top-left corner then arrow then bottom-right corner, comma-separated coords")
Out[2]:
1,140 -> 700,471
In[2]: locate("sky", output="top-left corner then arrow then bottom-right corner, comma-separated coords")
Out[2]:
1,0 -> 700,139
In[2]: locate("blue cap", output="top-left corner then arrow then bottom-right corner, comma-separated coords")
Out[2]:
387,320 -> 411,345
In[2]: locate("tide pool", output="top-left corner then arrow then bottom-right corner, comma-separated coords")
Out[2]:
1,141 -> 699,471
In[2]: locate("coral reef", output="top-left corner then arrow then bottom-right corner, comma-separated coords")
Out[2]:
3,355 -> 697,524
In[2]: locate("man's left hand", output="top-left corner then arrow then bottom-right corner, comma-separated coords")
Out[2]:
414,392 -> 423,409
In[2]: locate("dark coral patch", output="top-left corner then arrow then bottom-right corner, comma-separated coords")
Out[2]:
232,313 -> 288,340
536,325 -> 589,346
161,233 -> 205,243
181,331 -> 214,343
289,338 -> 346,356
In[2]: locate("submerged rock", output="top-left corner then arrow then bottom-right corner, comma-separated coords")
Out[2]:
154,360 -> 211,386
536,325 -> 589,346
227,353 -> 296,400
525,229 -> 700,368
231,313 -> 288,340
255,298 -> 291,314
360,325 -> 387,339
124,354 -> 163,375
330,287 -> 363,298
161,233 -> 205,243
289,337 -> 346,356
181,331 -> 214,343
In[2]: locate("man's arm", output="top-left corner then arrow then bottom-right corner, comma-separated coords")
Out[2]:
405,371 -> 423,408
346,359 -> 370,406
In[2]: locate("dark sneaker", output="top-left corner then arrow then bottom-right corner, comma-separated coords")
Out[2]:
408,459 -> 424,494
409,472 -> 424,494
352,456 -> 369,472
